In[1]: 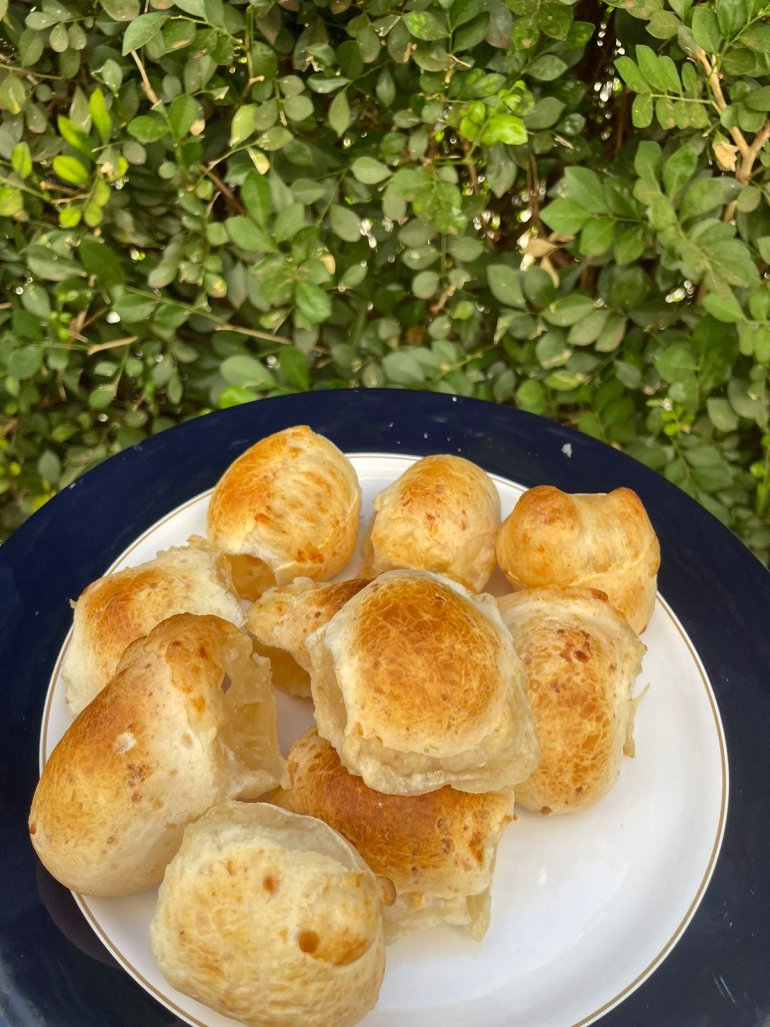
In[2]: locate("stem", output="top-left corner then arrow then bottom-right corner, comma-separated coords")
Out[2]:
130,50 -> 161,107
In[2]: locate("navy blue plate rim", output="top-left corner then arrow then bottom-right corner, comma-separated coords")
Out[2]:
1,388 -> 768,1027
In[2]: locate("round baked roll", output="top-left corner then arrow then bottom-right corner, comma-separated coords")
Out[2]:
277,727 -> 514,942
495,485 -> 660,634
246,577 -> 370,697
362,454 -> 501,592
63,535 -> 245,715
206,425 -> 361,600
150,801 -> 386,1027
307,569 -> 539,796
496,588 -> 647,814
29,614 -> 287,896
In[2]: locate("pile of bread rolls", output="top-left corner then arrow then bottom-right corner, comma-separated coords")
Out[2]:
29,424 -> 660,1027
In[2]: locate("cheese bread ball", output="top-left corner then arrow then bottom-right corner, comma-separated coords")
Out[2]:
496,485 -> 660,634
307,569 -> 539,796
150,801 -> 386,1027
207,425 -> 361,600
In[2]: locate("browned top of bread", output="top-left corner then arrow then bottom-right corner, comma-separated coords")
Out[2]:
497,588 -> 646,814
206,425 -> 361,585
62,536 -> 245,715
363,453 -> 501,592
307,570 -> 539,796
496,485 -> 660,633
30,614 -> 287,896
150,801 -> 385,1027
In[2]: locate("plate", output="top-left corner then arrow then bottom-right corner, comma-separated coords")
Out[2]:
2,388 -> 769,1027
40,453 -> 727,1027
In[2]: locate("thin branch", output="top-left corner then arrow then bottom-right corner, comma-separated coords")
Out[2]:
86,335 -> 139,355
130,50 -> 161,107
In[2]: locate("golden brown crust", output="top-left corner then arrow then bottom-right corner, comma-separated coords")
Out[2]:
495,486 -> 660,633
363,454 -> 501,592
62,536 -> 245,715
307,570 -> 539,796
496,588 -> 646,814
29,615 -> 287,896
246,578 -> 370,696
277,728 -> 513,941
206,425 -> 361,595
150,801 -> 385,1027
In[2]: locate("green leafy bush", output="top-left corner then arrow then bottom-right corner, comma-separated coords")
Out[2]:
0,0 -> 769,558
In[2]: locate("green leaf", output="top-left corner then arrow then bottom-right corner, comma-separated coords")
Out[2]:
679,177 -> 739,219
702,290 -> 746,322
112,294 -> 157,322
632,92 -> 654,127
655,343 -> 698,383
273,203 -> 304,242
294,281 -> 332,324
351,156 -> 392,184
121,12 -> 168,53
706,397 -> 739,432
220,354 -> 277,389
127,114 -> 169,143
403,10 -> 448,41
487,264 -> 526,307
241,171 -> 271,225
329,204 -> 361,242
744,86 -> 770,111
541,294 -> 595,326
648,10 -> 680,38
256,126 -> 292,151
567,307 -> 610,345
561,167 -> 607,214
481,113 -> 527,146
524,96 -> 564,129
412,270 -> 440,298
7,345 -> 44,379
614,226 -> 647,265
100,0 -> 140,20
283,94 -> 314,122
715,0 -> 749,38
89,89 -> 112,145
226,216 -> 272,252
230,105 -> 258,146
168,94 -> 197,139
662,145 -> 699,195
11,142 -> 32,180
80,237 -> 125,291
382,350 -> 426,384
278,347 -> 310,390
57,116 -> 93,156
540,198 -> 591,234
328,90 -> 351,137
52,155 -> 90,186
580,218 -> 615,255
691,6 -> 722,52
615,56 -> 650,93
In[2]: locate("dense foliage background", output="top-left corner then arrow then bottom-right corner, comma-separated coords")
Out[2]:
0,0 -> 769,560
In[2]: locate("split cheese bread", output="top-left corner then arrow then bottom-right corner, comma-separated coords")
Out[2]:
246,577 -> 369,697
30,614 -> 287,896
497,588 -> 646,814
277,727 -> 513,942
63,535 -> 245,715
